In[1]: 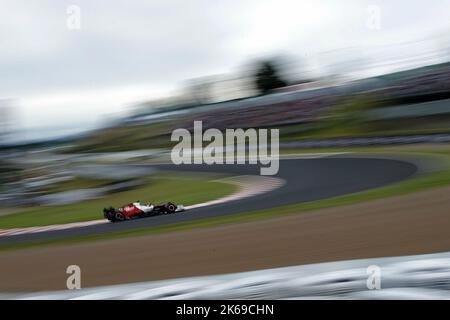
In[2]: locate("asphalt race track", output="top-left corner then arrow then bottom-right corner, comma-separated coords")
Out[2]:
0,157 -> 417,245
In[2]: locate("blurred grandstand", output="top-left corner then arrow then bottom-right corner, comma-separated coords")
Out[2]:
64,62 -> 450,153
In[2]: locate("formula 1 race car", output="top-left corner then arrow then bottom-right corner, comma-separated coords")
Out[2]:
103,201 -> 184,222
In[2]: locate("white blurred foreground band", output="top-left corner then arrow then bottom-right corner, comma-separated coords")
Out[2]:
2,251 -> 450,300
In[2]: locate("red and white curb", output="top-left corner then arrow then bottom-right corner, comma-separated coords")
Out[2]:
187,175 -> 285,209
0,175 -> 284,238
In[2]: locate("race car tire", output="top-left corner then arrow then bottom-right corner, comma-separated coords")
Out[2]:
166,203 -> 176,213
115,212 -> 125,221
104,208 -> 117,222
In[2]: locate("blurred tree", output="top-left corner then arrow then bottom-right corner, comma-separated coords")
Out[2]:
254,60 -> 287,94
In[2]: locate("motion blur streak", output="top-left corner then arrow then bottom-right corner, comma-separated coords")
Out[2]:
1,1 -> 450,301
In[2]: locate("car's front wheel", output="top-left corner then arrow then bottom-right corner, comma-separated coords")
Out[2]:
166,203 -> 177,213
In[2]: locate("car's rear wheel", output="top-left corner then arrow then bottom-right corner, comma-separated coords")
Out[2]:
115,212 -> 125,221
104,208 -> 118,222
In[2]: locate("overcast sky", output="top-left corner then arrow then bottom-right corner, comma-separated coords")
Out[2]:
1,0 -> 450,141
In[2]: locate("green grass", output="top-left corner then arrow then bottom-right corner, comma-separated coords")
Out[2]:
0,174 -> 236,229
